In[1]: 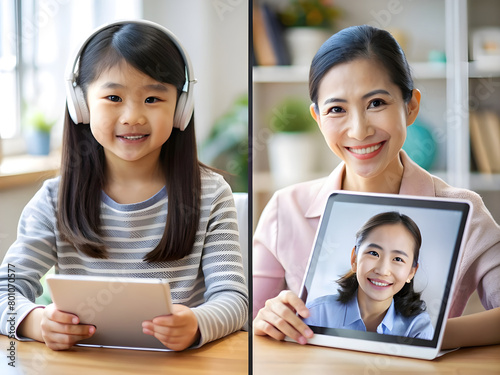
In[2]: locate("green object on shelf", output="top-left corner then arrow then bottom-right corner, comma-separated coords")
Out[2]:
268,97 -> 317,133
403,118 -> 437,170
28,111 -> 56,134
24,110 -> 56,156
428,50 -> 446,63
279,0 -> 341,29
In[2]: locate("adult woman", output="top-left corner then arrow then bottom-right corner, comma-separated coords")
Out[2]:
253,25 -> 500,349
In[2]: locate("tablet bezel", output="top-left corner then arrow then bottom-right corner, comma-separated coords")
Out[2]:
293,191 -> 471,360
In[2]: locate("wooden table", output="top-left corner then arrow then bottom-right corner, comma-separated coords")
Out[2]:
0,331 -> 248,375
253,335 -> 500,375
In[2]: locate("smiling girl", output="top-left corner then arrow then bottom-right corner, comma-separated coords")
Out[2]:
304,212 -> 434,340
0,20 -> 247,351
253,25 -> 500,349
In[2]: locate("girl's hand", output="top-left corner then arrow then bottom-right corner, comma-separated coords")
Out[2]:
142,304 -> 200,351
40,304 -> 96,351
253,290 -> 314,345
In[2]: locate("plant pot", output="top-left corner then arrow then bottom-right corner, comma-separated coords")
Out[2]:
268,132 -> 319,189
284,27 -> 332,66
26,130 -> 51,156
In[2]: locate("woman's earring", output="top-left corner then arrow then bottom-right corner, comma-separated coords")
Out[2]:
406,278 -> 411,283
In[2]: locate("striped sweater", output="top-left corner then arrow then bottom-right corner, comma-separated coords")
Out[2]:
0,170 -> 248,348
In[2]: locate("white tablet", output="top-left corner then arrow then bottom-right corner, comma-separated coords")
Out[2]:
288,191 -> 471,360
46,274 -> 173,351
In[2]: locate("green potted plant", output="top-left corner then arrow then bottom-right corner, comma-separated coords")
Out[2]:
267,97 -> 320,188
200,95 -> 248,192
25,110 -> 56,156
279,0 -> 341,66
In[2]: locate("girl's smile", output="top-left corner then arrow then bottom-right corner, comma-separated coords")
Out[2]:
367,278 -> 392,288
116,133 -> 150,142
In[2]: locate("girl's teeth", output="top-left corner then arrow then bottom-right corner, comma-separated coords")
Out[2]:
122,135 -> 145,140
350,143 -> 382,155
370,280 -> 389,287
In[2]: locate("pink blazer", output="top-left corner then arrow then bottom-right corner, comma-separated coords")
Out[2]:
253,151 -> 500,319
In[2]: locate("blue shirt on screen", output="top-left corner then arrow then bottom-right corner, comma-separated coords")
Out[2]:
303,291 -> 434,340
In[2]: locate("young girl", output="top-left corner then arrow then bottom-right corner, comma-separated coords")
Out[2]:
304,212 -> 434,340
0,20 -> 247,351
253,25 -> 500,349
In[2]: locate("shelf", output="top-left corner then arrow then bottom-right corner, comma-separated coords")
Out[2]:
411,62 -> 446,79
253,65 -> 309,83
0,152 -> 60,190
253,62 -> 447,83
469,61 -> 500,78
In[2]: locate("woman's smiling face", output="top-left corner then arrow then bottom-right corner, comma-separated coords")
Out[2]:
310,58 -> 420,181
352,222 -> 418,305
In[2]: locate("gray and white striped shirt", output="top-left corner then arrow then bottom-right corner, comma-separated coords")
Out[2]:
0,170 -> 248,348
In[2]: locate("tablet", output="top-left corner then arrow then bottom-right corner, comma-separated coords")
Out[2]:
289,191 -> 471,360
46,274 -> 173,351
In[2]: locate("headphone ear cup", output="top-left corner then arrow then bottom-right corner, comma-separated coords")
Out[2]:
66,79 -> 80,124
174,92 -> 189,131
66,81 -> 90,125
74,85 -> 90,124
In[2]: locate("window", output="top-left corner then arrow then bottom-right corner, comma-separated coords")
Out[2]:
0,0 -> 142,153
0,0 -> 18,139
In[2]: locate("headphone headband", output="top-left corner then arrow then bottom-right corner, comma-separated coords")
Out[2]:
65,19 -> 196,130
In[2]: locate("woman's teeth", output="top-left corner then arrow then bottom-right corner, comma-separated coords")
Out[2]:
350,143 -> 382,155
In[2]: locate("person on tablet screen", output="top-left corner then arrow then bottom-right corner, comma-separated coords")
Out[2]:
253,25 -> 500,349
0,20 -> 247,351
303,212 -> 434,340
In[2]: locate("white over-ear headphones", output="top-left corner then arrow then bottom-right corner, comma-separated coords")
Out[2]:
64,19 -> 196,131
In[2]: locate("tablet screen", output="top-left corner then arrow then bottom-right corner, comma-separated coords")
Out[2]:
299,192 -> 470,350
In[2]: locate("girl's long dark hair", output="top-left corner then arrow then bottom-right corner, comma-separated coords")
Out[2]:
57,23 -> 202,262
337,212 -> 427,317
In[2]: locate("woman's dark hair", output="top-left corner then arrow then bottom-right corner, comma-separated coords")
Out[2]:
309,25 -> 414,111
57,23 -> 203,262
337,211 -> 426,317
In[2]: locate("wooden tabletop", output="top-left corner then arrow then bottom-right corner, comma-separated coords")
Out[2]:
253,335 -> 500,375
0,331 -> 248,375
